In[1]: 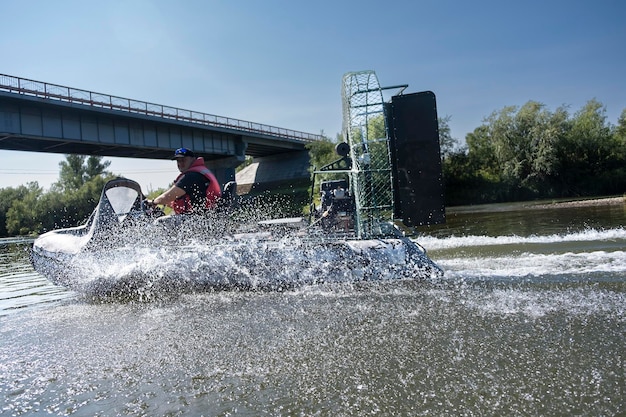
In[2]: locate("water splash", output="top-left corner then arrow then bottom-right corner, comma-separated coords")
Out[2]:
415,227 -> 626,284
39,229 -> 440,301
419,227 -> 626,250
440,250 -> 626,281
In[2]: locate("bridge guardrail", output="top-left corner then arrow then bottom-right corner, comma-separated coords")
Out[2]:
0,74 -> 323,143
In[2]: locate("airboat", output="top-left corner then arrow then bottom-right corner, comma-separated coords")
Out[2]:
31,71 -> 446,297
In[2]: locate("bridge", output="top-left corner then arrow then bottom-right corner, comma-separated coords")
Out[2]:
0,74 -> 323,187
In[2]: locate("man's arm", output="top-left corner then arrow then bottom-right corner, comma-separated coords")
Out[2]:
151,185 -> 186,206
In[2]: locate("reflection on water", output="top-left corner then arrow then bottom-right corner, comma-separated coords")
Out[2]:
419,199 -> 626,237
1,200 -> 625,416
0,238 -> 72,315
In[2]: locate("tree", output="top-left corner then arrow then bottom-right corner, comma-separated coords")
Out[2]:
0,185 -> 38,237
557,99 -> 614,194
85,155 -> 111,180
466,124 -> 500,182
487,103 -> 532,185
5,182 -> 44,236
366,114 -> 386,140
530,105 -> 568,187
54,155 -> 110,192
438,115 -> 458,160
615,108 -> 626,156
55,154 -> 86,192
471,101 -> 570,198
306,134 -> 337,171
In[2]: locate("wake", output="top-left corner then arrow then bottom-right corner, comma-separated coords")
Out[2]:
418,227 -> 626,251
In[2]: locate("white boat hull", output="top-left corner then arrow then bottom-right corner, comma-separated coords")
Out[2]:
31,232 -> 442,299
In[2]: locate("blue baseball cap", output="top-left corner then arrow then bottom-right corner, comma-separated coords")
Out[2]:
172,148 -> 195,159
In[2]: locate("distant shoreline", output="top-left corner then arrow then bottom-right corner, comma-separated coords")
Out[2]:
447,195 -> 625,214
531,196 -> 625,209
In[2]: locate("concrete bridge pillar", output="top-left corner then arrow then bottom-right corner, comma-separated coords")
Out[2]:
204,156 -> 245,189
235,150 -> 310,194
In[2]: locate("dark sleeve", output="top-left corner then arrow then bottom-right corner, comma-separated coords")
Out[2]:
175,172 -> 209,202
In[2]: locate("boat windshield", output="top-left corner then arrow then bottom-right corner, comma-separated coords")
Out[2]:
105,186 -> 140,223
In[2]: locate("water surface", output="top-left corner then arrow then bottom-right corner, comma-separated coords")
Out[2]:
1,201 -> 624,416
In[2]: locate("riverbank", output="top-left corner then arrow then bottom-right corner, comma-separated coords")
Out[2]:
531,196 -> 625,209
447,195 -> 625,214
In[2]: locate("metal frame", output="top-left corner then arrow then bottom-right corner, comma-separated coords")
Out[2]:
341,70 -> 396,239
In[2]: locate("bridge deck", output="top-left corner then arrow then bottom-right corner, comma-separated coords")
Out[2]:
0,74 -> 321,145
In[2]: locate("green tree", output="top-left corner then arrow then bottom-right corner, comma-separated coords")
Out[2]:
466,124 -> 500,182
438,115 -> 457,160
420,100 -> 624,205
55,154 -> 86,191
306,134 -> 337,171
557,99 -> 614,194
487,103 -> 535,186
0,185 -> 38,237
530,105 -> 568,187
473,101 -> 570,198
615,108 -> 626,157
54,155 -> 110,192
5,182 -> 44,236
85,155 -> 111,180
35,175 -> 112,233
367,114 -> 386,140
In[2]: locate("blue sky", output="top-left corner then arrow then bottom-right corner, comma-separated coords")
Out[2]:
1,0 -> 624,191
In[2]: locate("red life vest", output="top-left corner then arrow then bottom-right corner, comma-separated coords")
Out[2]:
170,157 -> 222,214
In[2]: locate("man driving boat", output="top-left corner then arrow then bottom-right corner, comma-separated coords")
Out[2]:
148,148 -> 221,214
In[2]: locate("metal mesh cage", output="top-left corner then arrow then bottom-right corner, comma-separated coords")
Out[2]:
342,71 -> 394,239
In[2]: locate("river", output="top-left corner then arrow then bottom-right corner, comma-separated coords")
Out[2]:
1,199 -> 624,416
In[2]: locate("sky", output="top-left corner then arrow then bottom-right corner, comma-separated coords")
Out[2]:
1,0 -> 624,192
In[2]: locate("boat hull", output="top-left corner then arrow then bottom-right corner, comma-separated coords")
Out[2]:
31,234 -> 442,299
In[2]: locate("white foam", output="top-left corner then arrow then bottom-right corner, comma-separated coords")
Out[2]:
440,250 -> 626,280
417,227 -> 626,251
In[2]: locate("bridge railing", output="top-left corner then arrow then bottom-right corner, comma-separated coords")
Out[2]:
0,74 -> 323,143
